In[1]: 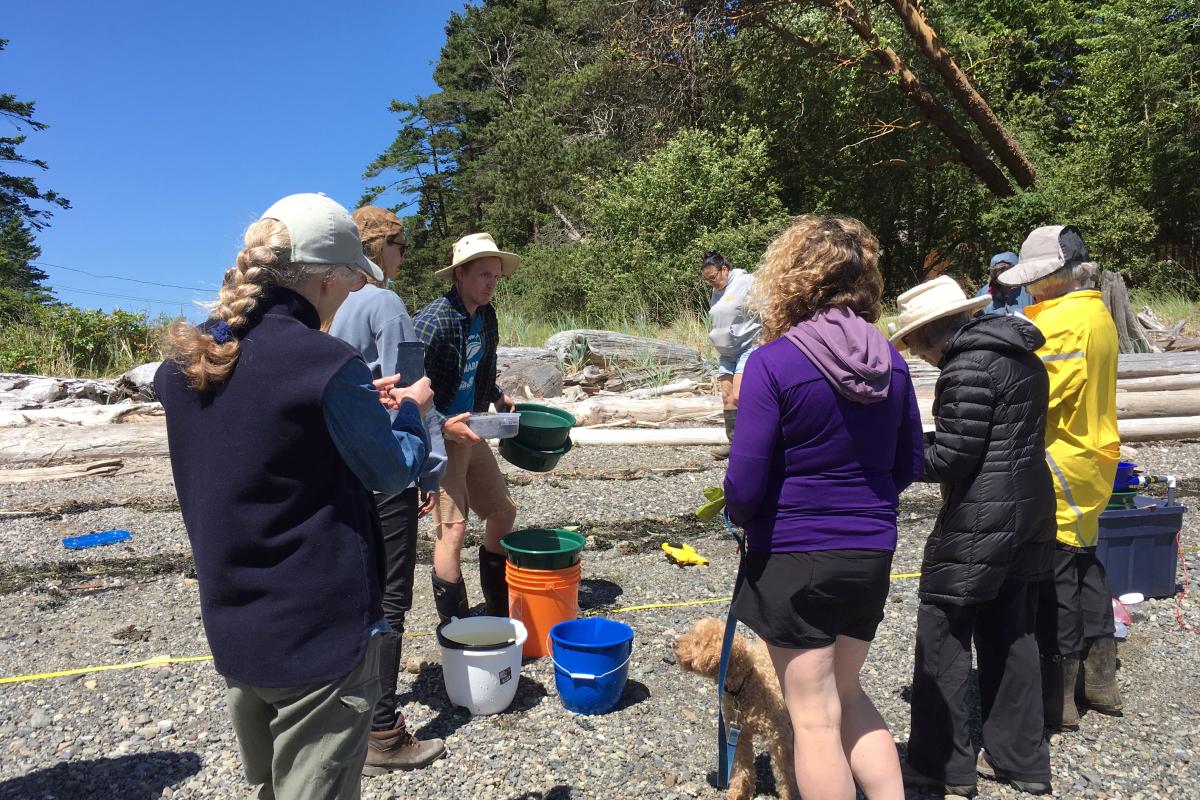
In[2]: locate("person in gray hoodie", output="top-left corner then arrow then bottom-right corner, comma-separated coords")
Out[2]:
702,251 -> 760,459
328,205 -> 447,773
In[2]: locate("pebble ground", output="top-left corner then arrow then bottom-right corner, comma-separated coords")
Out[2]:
1,442 -> 1198,799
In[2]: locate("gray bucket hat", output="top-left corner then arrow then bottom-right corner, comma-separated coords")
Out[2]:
996,225 -> 1088,287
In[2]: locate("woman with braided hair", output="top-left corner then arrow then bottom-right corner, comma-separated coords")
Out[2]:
155,193 -> 434,800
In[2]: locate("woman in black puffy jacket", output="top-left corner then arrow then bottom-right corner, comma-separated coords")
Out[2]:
889,276 -> 1056,797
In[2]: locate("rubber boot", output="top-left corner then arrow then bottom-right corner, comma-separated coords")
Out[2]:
711,409 -> 736,460
1078,636 -> 1124,715
431,571 -> 469,623
478,545 -> 510,617
363,717 -> 446,774
1040,655 -> 1080,731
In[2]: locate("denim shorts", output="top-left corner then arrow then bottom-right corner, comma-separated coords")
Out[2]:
717,346 -> 755,377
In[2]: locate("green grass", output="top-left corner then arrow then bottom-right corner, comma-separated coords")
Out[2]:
1130,289 -> 1200,334
0,305 -> 167,377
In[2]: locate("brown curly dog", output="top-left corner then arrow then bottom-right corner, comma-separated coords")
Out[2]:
674,617 -> 799,800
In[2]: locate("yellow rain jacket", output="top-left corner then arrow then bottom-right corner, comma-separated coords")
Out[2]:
1024,290 -> 1120,548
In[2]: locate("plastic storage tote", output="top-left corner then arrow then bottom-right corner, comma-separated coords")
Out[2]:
1096,495 -> 1185,599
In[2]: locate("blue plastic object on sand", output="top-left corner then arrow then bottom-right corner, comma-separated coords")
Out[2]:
62,529 -> 132,550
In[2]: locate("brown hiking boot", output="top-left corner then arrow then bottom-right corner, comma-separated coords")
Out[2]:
1041,655 -> 1080,731
363,721 -> 446,775
1078,636 -> 1124,715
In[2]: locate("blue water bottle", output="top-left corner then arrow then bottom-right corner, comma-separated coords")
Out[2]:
62,529 -> 132,550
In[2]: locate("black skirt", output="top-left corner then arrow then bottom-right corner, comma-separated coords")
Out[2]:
731,548 -> 894,649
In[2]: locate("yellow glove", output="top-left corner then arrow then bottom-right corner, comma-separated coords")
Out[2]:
662,541 -> 709,567
694,487 -> 726,521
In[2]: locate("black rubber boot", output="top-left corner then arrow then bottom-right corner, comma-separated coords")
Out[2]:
711,409 -> 736,460
1041,655 -> 1080,731
1078,636 -> 1124,714
431,571 -> 469,623
478,546 -> 510,617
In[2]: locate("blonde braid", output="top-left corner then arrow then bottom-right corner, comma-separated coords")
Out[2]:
166,219 -> 291,391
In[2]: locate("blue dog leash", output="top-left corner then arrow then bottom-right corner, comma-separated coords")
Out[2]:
716,509 -> 746,789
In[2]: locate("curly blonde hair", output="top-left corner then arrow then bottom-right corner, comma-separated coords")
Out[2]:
166,219 -> 341,391
751,215 -> 884,343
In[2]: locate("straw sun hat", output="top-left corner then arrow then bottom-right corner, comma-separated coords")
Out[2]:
434,233 -> 521,281
889,275 -> 991,345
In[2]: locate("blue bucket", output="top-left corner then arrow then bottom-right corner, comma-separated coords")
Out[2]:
1114,461 -> 1138,491
548,618 -> 634,715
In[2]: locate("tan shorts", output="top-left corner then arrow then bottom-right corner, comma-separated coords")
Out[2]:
434,440 -> 517,526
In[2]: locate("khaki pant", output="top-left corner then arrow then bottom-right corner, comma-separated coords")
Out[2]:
225,636 -> 382,800
433,439 -> 516,526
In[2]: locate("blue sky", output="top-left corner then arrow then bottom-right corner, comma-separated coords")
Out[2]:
6,1 -> 466,319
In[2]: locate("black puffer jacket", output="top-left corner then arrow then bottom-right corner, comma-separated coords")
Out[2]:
919,314 -> 1056,605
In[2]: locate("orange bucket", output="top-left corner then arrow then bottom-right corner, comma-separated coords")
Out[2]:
505,561 -> 581,658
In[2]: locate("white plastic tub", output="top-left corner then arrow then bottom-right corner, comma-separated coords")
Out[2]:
466,412 -> 521,439
437,616 -> 527,715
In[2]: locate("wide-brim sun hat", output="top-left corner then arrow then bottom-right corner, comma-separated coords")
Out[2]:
260,193 -> 383,282
997,225 -> 1088,287
889,275 -> 991,346
434,232 -> 520,281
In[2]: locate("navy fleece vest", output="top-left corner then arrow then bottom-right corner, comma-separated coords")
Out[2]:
155,288 -> 385,687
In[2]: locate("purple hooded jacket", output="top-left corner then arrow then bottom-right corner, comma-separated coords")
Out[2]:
724,308 -> 924,553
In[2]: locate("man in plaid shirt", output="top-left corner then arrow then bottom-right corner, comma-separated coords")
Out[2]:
415,233 -> 520,622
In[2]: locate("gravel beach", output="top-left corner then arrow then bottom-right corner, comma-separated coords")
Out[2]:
1,442 -> 1198,799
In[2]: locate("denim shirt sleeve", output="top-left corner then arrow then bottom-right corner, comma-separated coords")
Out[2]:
418,410 -> 447,494
323,359 -> 429,495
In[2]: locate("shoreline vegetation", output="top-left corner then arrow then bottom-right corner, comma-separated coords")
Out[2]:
2,289 -> 1196,380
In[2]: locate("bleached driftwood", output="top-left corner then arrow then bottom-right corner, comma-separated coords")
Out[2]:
1116,416 -> 1200,442
0,403 -> 162,429
628,379 -> 699,399
0,418 -> 168,466
545,330 -> 701,367
1117,375 -> 1200,393
1115,390 -> 1200,419
0,459 -> 124,484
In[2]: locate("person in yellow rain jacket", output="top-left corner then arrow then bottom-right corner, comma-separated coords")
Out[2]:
997,225 -> 1123,733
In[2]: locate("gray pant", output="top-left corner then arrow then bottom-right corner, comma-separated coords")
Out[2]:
225,636 -> 382,800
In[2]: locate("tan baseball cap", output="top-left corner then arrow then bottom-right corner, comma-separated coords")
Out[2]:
259,193 -> 383,282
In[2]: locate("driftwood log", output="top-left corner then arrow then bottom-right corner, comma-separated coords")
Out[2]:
1101,271 -> 1154,354
497,358 -> 564,399
0,459 -> 124,484
545,330 -> 701,367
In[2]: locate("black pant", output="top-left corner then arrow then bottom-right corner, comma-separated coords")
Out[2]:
1036,544 -> 1115,658
373,488 -> 419,731
907,580 -> 1050,786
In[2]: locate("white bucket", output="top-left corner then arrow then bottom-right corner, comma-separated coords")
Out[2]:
436,616 -> 527,715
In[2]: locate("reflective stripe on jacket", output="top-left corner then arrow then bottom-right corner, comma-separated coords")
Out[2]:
1024,290 -> 1120,547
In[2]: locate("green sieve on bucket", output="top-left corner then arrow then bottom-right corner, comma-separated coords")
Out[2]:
501,528 -> 586,570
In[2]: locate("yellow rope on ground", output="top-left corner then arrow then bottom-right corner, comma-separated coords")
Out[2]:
0,570 -> 929,685
0,655 -> 213,685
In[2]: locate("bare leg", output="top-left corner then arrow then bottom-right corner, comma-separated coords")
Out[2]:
718,374 -> 736,410
483,505 -> 517,553
433,521 -> 466,582
833,636 -> 903,800
730,370 -> 744,407
768,643 -> 855,800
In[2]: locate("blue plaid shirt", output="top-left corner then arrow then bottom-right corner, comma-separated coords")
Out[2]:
414,287 -> 501,417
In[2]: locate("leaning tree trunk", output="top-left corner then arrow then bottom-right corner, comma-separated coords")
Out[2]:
884,0 -> 1037,189
824,0 -> 1015,197
1101,270 -> 1154,354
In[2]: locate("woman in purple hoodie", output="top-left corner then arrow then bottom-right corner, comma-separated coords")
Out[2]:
725,215 -> 923,800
